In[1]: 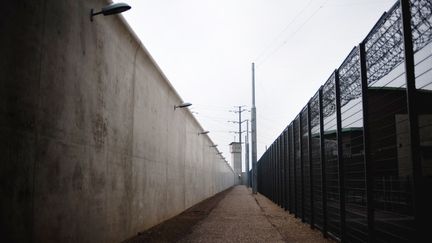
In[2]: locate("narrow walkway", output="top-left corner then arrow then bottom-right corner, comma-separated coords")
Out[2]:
181,185 -> 333,243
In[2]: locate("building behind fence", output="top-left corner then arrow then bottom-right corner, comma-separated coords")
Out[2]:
257,0 -> 432,242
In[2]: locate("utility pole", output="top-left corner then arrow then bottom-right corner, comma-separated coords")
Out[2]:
229,106 -> 246,143
229,106 -> 247,179
251,62 -> 258,194
245,119 -> 250,187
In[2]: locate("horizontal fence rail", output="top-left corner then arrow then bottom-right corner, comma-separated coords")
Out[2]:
256,0 -> 432,242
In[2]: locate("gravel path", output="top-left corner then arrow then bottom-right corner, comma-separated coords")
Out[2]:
181,185 -> 334,243
180,185 -> 284,243
125,185 -> 335,242
254,189 -> 335,243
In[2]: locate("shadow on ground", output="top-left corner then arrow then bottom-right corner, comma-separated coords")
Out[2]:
122,187 -> 233,243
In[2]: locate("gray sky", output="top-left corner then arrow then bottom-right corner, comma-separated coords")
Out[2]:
115,0 -> 396,170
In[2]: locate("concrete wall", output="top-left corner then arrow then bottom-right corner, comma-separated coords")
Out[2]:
0,0 -> 236,242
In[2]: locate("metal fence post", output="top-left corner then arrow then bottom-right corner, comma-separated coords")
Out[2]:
319,87 -> 328,237
280,136 -> 283,207
281,135 -> 285,209
293,123 -> 298,218
274,144 -> 276,203
335,70 -> 346,242
308,102 -> 315,229
400,0 -> 422,240
359,42 -> 374,242
288,126 -> 293,213
272,145 -> 275,202
277,138 -> 281,206
284,129 -> 289,210
300,113 -> 305,222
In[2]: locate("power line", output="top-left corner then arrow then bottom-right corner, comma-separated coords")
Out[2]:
256,0 -> 329,67
255,0 -> 314,63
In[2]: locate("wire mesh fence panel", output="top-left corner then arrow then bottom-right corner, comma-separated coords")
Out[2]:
339,47 -> 368,242
412,0 -> 432,221
322,73 -> 341,239
255,1 -> 430,241
301,108 -> 311,223
310,92 -> 323,229
412,0 -> 432,90
365,2 -> 415,241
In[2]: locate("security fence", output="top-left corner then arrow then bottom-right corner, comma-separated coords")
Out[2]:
256,0 -> 432,242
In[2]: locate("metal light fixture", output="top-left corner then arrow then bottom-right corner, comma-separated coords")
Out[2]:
174,102 -> 192,110
198,131 -> 209,135
91,3 -> 131,22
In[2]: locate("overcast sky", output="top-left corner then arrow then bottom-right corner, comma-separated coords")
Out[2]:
115,0 -> 396,170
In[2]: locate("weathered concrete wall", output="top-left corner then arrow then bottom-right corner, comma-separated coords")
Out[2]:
0,0 -> 236,242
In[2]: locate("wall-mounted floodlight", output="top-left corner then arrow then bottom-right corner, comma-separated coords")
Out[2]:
174,102 -> 192,110
91,3 -> 131,22
198,131 -> 209,135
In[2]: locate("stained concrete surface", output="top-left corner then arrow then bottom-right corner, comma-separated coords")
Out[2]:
0,0 -> 236,242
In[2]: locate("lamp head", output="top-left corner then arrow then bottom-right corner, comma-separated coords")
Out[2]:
91,3 -> 131,21
102,3 -> 131,15
174,102 -> 192,110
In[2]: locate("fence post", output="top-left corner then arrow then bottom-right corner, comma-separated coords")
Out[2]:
400,0 -> 422,240
280,136 -> 283,207
284,129 -> 289,210
300,113 -> 305,222
281,134 -> 285,209
288,125 -> 292,213
273,145 -> 275,202
359,42 -> 374,242
335,70 -> 346,242
308,102 -> 315,229
319,87 -> 328,237
293,123 -> 298,218
278,137 -> 281,206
